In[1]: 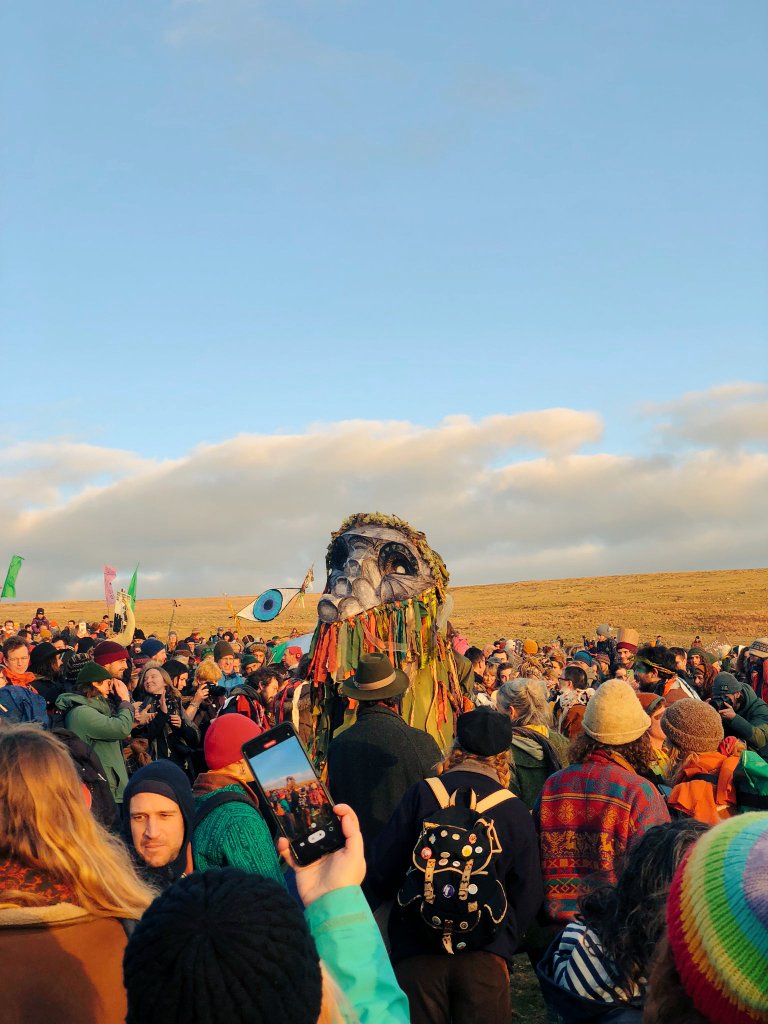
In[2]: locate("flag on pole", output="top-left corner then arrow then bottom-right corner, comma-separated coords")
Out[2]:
1,555 -> 24,599
127,565 -> 139,611
103,565 -> 117,606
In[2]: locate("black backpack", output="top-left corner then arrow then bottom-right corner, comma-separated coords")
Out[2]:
397,777 -> 514,954
53,728 -> 120,832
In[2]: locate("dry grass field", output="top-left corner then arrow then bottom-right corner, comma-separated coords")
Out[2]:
5,567 -> 766,647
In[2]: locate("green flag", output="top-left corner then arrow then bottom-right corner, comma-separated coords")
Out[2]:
127,565 -> 139,611
1,555 -> 24,599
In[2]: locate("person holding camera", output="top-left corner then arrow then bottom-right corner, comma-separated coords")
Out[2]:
131,663 -> 201,777
709,671 -> 768,760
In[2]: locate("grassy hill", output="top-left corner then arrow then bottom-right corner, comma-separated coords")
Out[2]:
5,567 -> 766,648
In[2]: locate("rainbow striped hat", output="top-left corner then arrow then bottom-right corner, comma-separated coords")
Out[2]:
667,812 -> 768,1023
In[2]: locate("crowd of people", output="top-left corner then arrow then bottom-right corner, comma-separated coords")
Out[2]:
1,607 -> 767,1024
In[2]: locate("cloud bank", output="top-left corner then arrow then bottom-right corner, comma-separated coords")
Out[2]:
2,384 -> 766,599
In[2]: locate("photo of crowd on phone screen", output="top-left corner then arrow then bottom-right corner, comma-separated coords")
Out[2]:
246,735 -> 338,848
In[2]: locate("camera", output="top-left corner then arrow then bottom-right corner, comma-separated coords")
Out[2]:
708,697 -> 728,712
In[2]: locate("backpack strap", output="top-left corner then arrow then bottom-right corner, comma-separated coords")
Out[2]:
475,789 -> 515,813
449,788 -> 478,810
194,789 -> 253,829
716,754 -> 740,806
424,776 -> 451,809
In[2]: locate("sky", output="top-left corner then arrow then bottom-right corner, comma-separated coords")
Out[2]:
1,1 -> 767,599
246,735 -> 318,792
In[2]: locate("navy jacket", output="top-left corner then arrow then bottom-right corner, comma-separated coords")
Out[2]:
368,764 -> 543,965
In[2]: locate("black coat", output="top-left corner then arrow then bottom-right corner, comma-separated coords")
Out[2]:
326,703 -> 442,854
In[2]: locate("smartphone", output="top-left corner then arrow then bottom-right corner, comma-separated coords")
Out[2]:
242,722 -> 345,866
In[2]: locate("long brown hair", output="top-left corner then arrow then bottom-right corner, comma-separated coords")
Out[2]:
438,742 -> 511,789
0,726 -> 155,919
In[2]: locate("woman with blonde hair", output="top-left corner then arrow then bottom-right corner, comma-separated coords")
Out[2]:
0,725 -> 155,1023
496,677 -> 569,809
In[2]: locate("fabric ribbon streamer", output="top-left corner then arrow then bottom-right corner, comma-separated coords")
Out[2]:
308,586 -> 462,762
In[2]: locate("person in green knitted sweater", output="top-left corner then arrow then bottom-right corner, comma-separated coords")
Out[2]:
192,715 -> 285,886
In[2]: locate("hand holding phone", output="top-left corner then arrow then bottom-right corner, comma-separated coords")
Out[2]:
277,802 -> 365,907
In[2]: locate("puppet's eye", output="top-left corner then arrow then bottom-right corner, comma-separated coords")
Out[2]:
379,542 -> 418,577
329,536 -> 348,571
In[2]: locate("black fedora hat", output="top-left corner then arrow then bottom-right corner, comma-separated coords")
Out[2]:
341,652 -> 409,701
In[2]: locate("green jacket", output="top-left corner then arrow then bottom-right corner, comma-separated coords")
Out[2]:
728,682 -> 768,759
192,782 -> 285,886
55,692 -> 133,803
305,886 -> 410,1024
509,726 -> 570,810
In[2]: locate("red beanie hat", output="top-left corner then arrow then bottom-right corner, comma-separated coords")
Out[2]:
93,640 -> 128,667
204,714 -> 263,771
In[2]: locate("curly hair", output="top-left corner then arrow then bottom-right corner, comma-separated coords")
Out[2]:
643,934 -> 709,1023
569,731 -> 655,774
579,820 -> 708,1001
437,743 -> 510,789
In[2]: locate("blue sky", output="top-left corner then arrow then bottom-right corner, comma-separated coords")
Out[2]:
3,1 -> 766,457
1,2 -> 767,599
247,735 -> 317,792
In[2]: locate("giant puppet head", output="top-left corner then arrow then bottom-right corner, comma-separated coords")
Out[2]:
308,513 -> 463,758
317,513 -> 449,623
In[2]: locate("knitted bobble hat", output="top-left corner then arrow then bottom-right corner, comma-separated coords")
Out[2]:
667,813 -> 768,1024
204,713 -> 262,771
92,640 -> 128,667
661,698 -> 724,754
124,868 -> 323,1024
581,679 -> 651,745
63,652 -> 91,688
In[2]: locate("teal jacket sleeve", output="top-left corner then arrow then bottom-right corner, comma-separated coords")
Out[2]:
71,702 -> 134,740
304,886 -> 410,1024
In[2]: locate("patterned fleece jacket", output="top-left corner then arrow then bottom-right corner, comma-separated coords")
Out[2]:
534,749 -> 670,922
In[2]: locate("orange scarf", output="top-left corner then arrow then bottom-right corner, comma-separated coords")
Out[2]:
1,667 -> 38,690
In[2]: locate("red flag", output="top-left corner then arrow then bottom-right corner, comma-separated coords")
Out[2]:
103,565 -> 117,606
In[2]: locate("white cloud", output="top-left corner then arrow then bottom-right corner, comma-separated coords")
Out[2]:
641,381 -> 768,449
2,396 -> 766,599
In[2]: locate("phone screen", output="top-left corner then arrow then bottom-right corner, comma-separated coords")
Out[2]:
242,725 -> 344,865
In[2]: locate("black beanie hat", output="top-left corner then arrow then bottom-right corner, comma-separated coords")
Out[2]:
456,706 -> 513,756
124,868 -> 323,1024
